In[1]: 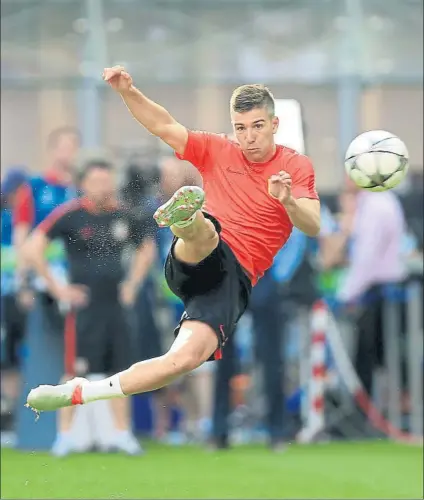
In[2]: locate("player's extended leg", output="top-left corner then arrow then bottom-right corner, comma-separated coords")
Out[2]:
26,320 -> 218,412
26,186 -> 219,413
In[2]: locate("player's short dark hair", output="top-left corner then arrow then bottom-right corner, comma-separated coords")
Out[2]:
230,84 -> 275,116
78,159 -> 113,183
47,126 -> 81,149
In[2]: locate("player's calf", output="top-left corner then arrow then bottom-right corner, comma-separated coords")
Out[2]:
172,219 -> 219,265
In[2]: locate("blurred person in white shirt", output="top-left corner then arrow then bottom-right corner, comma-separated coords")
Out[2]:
337,180 -> 407,400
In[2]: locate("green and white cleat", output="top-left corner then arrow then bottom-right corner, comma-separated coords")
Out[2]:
153,186 -> 204,228
26,377 -> 87,413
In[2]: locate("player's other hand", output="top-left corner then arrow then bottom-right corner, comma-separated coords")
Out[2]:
102,65 -> 133,94
53,284 -> 89,308
268,170 -> 293,205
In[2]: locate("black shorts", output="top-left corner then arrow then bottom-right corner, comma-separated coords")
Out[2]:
74,299 -> 134,375
1,294 -> 27,369
164,213 -> 252,361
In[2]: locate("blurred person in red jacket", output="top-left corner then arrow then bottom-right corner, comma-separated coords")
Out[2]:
13,126 -> 80,309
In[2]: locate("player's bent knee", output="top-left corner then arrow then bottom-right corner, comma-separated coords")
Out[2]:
165,321 -> 218,375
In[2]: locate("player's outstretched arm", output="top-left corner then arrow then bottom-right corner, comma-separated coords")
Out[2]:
103,66 -> 188,155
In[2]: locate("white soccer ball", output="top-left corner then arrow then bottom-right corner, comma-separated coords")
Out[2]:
344,130 -> 409,192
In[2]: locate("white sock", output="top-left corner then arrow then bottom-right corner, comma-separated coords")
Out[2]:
81,374 -> 125,404
172,211 -> 198,229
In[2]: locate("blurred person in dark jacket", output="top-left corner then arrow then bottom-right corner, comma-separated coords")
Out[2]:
23,160 -> 156,456
1,167 -> 28,431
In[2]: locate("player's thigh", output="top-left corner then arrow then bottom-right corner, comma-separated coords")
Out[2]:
76,303 -> 109,374
165,239 -> 228,302
172,212 -> 219,264
173,254 -> 251,363
173,231 -> 219,265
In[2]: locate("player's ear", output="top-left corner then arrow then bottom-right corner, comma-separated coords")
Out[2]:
272,116 -> 279,134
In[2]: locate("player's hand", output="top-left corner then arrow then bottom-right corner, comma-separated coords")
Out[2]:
102,65 -> 133,94
268,170 -> 294,205
120,281 -> 138,307
53,284 -> 89,308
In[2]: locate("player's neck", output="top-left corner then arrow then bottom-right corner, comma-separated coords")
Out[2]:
263,144 -> 277,162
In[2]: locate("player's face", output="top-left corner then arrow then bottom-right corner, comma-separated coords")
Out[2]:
82,168 -> 116,205
231,107 -> 279,162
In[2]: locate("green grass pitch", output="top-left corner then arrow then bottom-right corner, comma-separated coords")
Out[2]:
1,440 -> 422,499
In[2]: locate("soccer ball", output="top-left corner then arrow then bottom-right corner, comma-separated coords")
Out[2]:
344,130 -> 409,192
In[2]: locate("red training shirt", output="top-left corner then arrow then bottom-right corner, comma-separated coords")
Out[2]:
176,131 -> 319,285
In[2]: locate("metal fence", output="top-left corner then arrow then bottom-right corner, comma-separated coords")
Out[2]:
2,0 -> 423,83
1,0 -> 423,190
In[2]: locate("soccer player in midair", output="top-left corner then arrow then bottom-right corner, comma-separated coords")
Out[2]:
26,66 -> 321,413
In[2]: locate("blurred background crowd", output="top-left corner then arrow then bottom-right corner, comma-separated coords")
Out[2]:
1,0 -> 423,457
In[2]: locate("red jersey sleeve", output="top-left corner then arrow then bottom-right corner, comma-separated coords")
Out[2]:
13,183 -> 35,228
290,155 -> 319,200
175,131 -> 226,173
